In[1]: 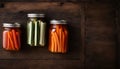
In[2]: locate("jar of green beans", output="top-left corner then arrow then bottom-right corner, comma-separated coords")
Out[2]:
27,13 -> 46,46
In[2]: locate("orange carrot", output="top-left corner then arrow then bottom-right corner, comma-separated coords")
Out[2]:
59,28 -> 62,52
12,30 -> 19,50
53,33 -> 57,52
3,31 -> 8,49
8,31 -> 15,50
6,32 -> 12,50
62,31 -> 65,53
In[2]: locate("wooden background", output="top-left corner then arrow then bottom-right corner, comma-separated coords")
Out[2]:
0,0 -> 119,69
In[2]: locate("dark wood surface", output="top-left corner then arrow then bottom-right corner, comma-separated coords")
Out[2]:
85,2 -> 116,69
116,1 -> 120,69
0,60 -> 82,69
0,1 -> 118,69
0,0 -> 115,2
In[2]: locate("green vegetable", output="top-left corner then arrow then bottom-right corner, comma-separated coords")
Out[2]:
39,20 -> 46,46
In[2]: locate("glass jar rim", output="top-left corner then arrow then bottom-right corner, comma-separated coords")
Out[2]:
3,23 -> 21,27
50,20 -> 67,24
27,13 -> 45,17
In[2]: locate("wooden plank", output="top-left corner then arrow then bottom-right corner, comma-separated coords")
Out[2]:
115,1 -> 120,69
0,0 -> 79,2
0,0 -> 115,2
0,60 -> 82,69
85,2 -> 116,69
0,2 -> 83,60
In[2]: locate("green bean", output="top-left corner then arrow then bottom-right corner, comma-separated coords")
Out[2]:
39,20 -> 46,46
34,20 -> 40,46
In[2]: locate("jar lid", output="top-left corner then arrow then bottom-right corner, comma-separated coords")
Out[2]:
60,20 -> 67,24
50,20 -> 67,24
3,23 -> 21,27
27,13 -> 45,17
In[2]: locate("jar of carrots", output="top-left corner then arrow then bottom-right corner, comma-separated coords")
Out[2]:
3,23 -> 21,51
49,20 -> 68,53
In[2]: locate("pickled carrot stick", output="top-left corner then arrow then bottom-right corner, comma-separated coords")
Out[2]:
6,32 -> 9,50
6,36 -> 10,50
59,28 -> 62,52
3,31 -> 8,49
12,30 -> 19,50
53,33 -> 57,52
6,32 -> 12,50
54,32 -> 60,52
8,31 -> 15,50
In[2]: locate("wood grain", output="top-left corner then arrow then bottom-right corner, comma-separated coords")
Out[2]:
0,0 -> 115,2
0,60 -> 81,69
85,2 -> 116,69
116,1 -> 120,69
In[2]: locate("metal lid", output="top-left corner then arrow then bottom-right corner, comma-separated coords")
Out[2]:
27,13 -> 45,17
3,23 -> 21,27
60,20 -> 67,24
50,20 -> 67,24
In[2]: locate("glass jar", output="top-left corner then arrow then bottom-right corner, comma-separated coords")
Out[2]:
3,23 -> 21,51
27,13 -> 46,46
49,20 -> 68,53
